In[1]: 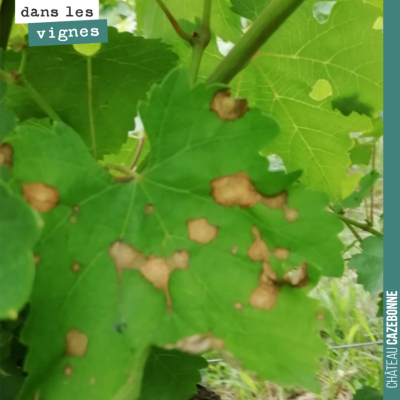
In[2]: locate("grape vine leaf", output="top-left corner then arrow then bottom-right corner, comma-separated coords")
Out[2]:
140,347 -> 207,400
9,68 -> 344,399
353,386 -> 383,400
0,173 -> 42,320
4,28 -> 178,158
230,0 -> 381,201
342,170 -> 380,209
349,236 -> 383,296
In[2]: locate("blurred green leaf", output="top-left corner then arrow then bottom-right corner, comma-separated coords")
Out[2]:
349,236 -> 383,297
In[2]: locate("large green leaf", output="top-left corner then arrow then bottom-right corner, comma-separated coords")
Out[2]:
0,174 -> 41,320
140,348 -> 207,400
349,236 -> 383,296
5,28 -> 178,158
9,68 -> 344,399
229,0 -> 381,201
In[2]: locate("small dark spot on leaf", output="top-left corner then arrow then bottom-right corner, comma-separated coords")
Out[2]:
0,143 -> 13,167
144,204 -> 154,215
64,364 -> 73,377
71,263 -> 81,273
316,312 -> 325,321
210,89 -> 249,121
34,254 -> 41,265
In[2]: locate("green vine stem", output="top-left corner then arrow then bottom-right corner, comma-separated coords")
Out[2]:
189,0 -> 212,85
0,0 -> 14,50
207,0 -> 305,84
336,214 -> 383,238
155,0 -> 194,45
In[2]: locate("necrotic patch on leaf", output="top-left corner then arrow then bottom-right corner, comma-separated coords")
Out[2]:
260,192 -> 287,209
248,227 -> 270,261
282,263 -> 309,287
169,334 -> 224,354
284,207 -> 299,223
108,240 -> 145,273
231,245 -> 238,255
167,250 -> 190,270
234,302 -> 243,310
210,89 -> 249,121
0,143 -> 13,167
273,247 -> 289,260
65,329 -> 88,356
250,262 -> 279,310
22,182 -> 59,213
211,172 -> 260,208
140,257 -> 170,290
187,218 -> 218,244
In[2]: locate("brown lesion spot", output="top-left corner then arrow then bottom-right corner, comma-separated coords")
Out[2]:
22,182 -> 59,213
210,89 -> 249,121
71,262 -> 81,273
260,193 -> 288,209
108,241 -> 145,276
144,204 -> 154,215
248,226 -> 270,262
231,245 -> 238,255
211,173 -> 260,208
187,218 -> 218,244
65,329 -> 88,356
33,254 -> 40,266
234,302 -> 243,310
109,240 -> 190,312
273,247 -> 289,260
250,262 -> 279,310
64,364 -> 73,377
211,173 -> 299,222
0,143 -> 13,167
282,262 -> 309,287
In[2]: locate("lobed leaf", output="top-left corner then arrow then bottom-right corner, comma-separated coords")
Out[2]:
8,68 -> 344,399
349,236 -> 383,296
5,28 -> 178,158
229,0 -> 381,201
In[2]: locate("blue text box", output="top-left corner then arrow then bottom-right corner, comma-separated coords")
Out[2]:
28,19 -> 108,46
